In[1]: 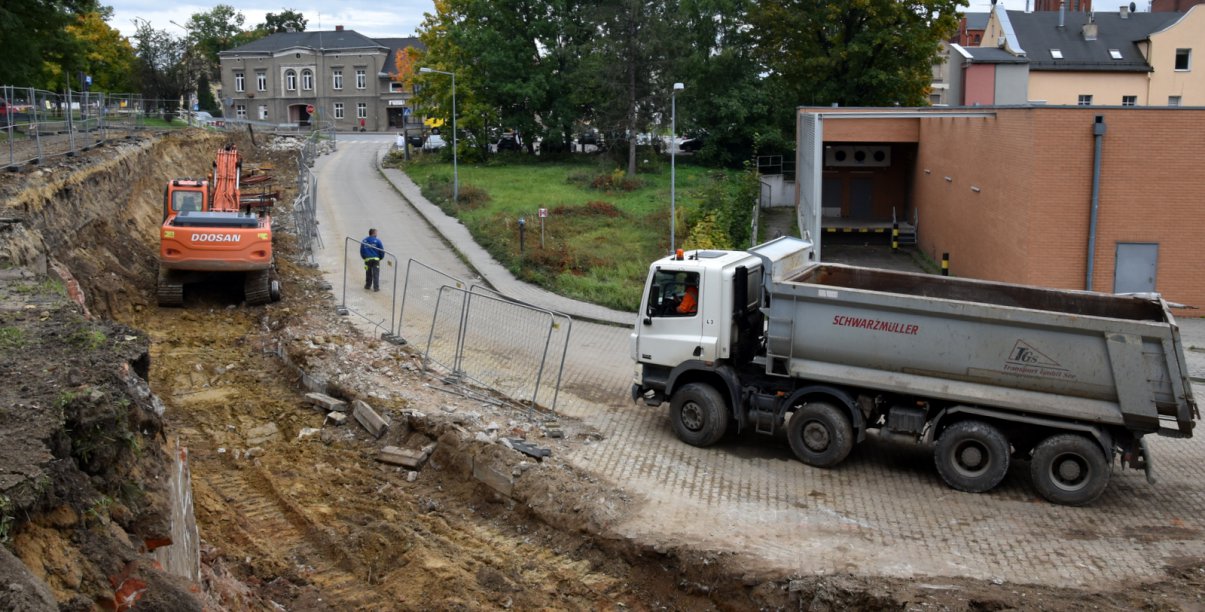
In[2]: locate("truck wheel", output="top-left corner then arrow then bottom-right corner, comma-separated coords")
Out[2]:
669,383 -> 728,447
934,420 -> 1010,493
787,402 -> 853,468
1030,434 -> 1110,506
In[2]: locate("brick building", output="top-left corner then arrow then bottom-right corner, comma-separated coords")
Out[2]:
795,106 -> 1205,313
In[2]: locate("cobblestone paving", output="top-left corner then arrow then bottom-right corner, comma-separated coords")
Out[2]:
324,138 -> 1205,589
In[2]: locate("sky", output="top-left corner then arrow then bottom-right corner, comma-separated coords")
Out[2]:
105,0 -> 1148,40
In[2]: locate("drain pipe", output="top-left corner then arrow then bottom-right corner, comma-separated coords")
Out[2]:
1086,115 -> 1106,291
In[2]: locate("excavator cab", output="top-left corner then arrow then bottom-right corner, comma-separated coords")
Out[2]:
163,180 -> 208,221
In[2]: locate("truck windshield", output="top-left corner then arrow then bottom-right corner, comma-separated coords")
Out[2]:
173,191 -> 203,213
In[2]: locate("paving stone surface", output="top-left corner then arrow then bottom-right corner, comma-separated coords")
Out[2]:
320,137 -> 1205,589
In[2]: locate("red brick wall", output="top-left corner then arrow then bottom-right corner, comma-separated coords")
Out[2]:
907,107 -> 1205,314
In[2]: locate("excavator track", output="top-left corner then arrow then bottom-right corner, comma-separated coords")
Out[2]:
244,269 -> 272,306
157,268 -> 184,307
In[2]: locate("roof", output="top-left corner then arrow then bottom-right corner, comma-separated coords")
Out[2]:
963,46 -> 1030,64
220,30 -> 387,55
1005,9 -> 1182,72
963,12 -> 991,31
374,37 -> 426,75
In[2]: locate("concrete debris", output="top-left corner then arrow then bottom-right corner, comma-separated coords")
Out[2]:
352,399 -> 389,439
506,439 -> 551,460
377,445 -> 430,469
324,412 -> 347,426
406,471 -> 418,482
474,431 -> 496,444
297,427 -> 322,440
472,459 -> 514,496
305,392 -> 347,413
246,422 -> 280,446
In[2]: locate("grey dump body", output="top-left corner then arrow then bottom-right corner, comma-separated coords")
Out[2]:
751,238 -> 1198,438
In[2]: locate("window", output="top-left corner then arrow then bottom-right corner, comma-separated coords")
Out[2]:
1122,95 -> 1137,106
1050,49 -> 1063,59
647,270 -> 700,317
1175,48 -> 1191,71
235,104 -> 247,119
357,103 -> 367,119
234,72 -> 245,92
285,70 -> 296,91
334,103 -> 344,119
302,69 -> 313,91
355,68 -> 366,89
1169,95 -> 1182,107
1109,49 -> 1123,60
1077,95 -> 1093,106
332,69 -> 343,90
258,105 -> 268,120
256,72 -> 266,92
389,82 -> 405,93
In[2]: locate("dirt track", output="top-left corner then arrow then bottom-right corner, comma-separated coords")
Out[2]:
2,130 -> 1205,610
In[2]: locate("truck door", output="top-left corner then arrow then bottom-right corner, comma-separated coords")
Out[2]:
636,269 -> 705,366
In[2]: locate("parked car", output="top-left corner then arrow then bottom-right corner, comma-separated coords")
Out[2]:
192,111 -> 215,126
679,136 -> 705,152
495,132 -> 522,152
422,134 -> 447,152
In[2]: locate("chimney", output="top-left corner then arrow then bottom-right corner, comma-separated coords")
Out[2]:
1059,1 -> 1066,28
1082,13 -> 1097,40
1120,5 -> 1130,17
335,25 -> 344,32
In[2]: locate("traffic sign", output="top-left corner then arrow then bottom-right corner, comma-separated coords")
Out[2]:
306,104 -> 315,113
538,208 -> 548,218
403,107 -> 411,116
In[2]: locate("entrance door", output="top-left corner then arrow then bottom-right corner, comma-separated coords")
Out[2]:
1114,243 -> 1158,293
821,177 -> 841,218
850,177 -> 874,219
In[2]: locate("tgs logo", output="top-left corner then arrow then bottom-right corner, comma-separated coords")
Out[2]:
192,233 -> 240,243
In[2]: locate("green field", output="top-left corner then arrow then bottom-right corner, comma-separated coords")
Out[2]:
392,152 -> 747,312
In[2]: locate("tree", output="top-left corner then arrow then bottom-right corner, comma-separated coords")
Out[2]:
750,0 -> 963,108
185,4 -> 247,79
132,19 -> 187,117
63,10 -> 138,92
0,0 -> 102,88
585,0 -> 679,176
259,10 -> 308,33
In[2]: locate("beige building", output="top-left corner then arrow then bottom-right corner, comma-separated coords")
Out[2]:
972,4 -> 1203,106
217,28 -> 424,131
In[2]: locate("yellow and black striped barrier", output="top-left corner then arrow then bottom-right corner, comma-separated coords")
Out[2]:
824,227 -> 888,233
892,223 -> 899,251
941,252 -> 950,276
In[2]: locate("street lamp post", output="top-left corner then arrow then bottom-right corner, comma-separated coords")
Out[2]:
671,82 -> 684,253
419,67 -> 458,203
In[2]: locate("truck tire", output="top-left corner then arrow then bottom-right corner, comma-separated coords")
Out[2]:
787,402 -> 853,468
669,383 -> 728,447
1029,434 -> 1110,506
934,420 -> 1010,493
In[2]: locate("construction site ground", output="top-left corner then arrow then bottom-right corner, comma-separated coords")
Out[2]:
0,129 -> 1203,611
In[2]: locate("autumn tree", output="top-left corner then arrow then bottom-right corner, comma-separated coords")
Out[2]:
0,0 -> 101,88
64,10 -> 138,92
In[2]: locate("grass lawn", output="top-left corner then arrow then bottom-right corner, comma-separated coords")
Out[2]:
394,153 -> 740,312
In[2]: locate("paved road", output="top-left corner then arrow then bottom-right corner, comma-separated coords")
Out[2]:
313,135 -> 1205,590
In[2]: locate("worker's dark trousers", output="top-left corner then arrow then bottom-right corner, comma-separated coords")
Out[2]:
364,260 -> 380,291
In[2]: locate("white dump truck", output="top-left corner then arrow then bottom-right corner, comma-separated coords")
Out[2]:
630,236 -> 1198,505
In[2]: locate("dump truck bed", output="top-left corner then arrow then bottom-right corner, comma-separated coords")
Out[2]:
760,262 -> 1197,437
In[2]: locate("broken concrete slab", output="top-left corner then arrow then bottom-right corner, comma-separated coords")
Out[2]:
377,446 -> 428,468
305,392 -> 347,413
472,458 -> 514,497
352,400 -> 389,439
245,423 -> 279,446
506,438 -> 551,460
324,412 -> 347,426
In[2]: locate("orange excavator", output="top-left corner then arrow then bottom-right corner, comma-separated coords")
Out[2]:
157,144 -> 281,306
